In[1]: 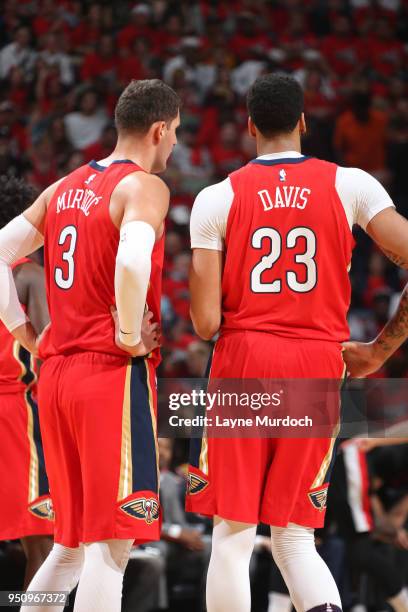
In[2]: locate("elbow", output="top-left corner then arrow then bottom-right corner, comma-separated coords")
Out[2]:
190,310 -> 220,341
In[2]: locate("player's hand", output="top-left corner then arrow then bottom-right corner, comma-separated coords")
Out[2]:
111,308 -> 161,357
178,529 -> 205,551
341,340 -> 384,378
35,322 -> 51,358
12,321 -> 39,357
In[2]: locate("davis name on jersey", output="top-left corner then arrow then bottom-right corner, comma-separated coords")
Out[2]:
258,186 -> 311,211
56,188 -> 102,217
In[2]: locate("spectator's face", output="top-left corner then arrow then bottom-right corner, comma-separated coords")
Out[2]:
50,118 -> 66,141
369,252 -> 386,276
376,20 -> 393,40
152,112 -> 180,173
238,16 -> 255,37
131,9 -> 150,27
99,35 -> 114,57
220,122 -> 238,147
80,92 -> 98,115
158,438 -> 173,470
88,3 -> 101,25
333,17 -> 351,37
45,33 -> 58,52
66,152 -> 85,172
165,232 -> 183,257
102,126 -> 117,148
184,46 -> 200,66
166,14 -> 182,36
15,27 -> 30,48
173,253 -> 191,279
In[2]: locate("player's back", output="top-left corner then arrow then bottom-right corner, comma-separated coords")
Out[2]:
222,155 -> 354,342
40,160 -> 163,359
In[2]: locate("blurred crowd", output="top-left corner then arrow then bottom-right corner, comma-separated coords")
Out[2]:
1,0 -> 408,376
0,2 -> 407,610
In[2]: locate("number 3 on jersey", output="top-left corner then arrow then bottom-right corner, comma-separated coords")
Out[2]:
251,226 -> 317,293
55,225 -> 77,290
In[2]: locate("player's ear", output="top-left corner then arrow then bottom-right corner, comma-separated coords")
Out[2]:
151,121 -> 166,145
299,113 -> 307,136
248,117 -> 257,139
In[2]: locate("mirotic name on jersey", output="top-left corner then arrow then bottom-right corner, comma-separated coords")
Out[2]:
56,188 -> 102,217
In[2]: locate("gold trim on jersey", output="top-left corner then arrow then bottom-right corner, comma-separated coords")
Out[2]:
13,340 -> 27,381
144,360 -> 160,491
198,435 -> 209,475
310,362 -> 346,489
117,362 -> 133,501
25,391 -> 39,503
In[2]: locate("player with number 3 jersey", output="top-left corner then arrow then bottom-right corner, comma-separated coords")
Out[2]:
0,79 -> 180,612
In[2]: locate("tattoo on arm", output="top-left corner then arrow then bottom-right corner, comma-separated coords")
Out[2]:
377,285 -> 408,356
382,249 -> 408,269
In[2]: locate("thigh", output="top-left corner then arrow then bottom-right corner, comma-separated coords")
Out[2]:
61,354 -> 160,545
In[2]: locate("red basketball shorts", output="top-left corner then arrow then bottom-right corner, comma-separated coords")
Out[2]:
38,352 -> 160,547
186,331 -> 345,528
0,389 -> 53,539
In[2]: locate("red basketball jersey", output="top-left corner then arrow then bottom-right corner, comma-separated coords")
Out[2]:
0,258 -> 37,394
39,160 -> 164,365
221,156 -> 354,342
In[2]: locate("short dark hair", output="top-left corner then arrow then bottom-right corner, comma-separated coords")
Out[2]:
115,79 -> 181,134
0,175 -> 37,227
247,74 -> 304,138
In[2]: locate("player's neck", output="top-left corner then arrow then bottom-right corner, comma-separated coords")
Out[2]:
99,141 -> 155,173
256,135 -> 301,157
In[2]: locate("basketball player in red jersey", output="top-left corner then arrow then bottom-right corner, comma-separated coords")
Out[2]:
0,175 -> 53,588
186,74 -> 408,612
0,79 -> 180,612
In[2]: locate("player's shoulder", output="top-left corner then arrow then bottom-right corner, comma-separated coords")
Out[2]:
115,171 -> 170,199
193,177 -> 234,207
335,165 -> 383,187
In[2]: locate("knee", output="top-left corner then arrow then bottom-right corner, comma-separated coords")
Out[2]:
270,524 -> 316,569
48,543 -> 83,568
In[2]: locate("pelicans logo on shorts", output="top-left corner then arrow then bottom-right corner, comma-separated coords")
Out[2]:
187,472 -> 209,496
120,498 -> 160,524
28,497 -> 54,521
308,486 -> 328,511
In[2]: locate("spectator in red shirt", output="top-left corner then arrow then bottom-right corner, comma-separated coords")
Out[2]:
117,3 -> 154,50
320,15 -> 364,77
229,12 -> 270,61
366,18 -> 405,78
69,2 -> 104,53
81,34 -> 119,85
211,121 -> 246,178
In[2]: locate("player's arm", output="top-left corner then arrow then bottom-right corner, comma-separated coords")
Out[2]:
0,180 -> 61,355
189,180 -> 232,340
14,261 -> 50,334
110,172 -> 169,356
339,170 -> 408,376
190,250 -> 223,340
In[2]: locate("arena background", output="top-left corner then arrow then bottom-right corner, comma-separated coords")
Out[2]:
0,1 -> 407,611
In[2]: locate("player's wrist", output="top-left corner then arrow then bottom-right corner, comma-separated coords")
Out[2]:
119,329 -> 141,346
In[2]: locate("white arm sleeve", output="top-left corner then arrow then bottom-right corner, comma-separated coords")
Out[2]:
335,167 -> 395,230
115,220 -> 155,346
0,214 -> 44,331
190,178 -> 234,250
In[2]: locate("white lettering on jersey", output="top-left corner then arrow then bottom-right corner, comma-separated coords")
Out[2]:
257,187 -> 311,211
56,188 -> 102,216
